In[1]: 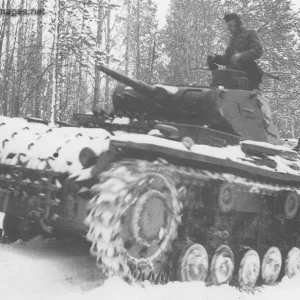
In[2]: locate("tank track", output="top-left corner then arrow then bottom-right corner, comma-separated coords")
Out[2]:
85,158 -> 300,288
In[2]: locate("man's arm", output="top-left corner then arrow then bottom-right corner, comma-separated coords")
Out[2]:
212,36 -> 235,66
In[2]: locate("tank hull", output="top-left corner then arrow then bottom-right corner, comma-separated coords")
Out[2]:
1,116 -> 300,288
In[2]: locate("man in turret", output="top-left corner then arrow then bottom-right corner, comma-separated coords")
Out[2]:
208,13 -> 263,90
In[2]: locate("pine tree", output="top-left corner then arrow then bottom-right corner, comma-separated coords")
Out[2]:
125,0 -> 159,82
162,0 -> 225,85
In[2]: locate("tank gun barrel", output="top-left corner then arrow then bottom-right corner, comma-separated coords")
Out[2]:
97,64 -> 157,97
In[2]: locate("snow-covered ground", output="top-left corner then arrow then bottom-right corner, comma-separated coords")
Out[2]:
0,237 -> 104,299
1,237 -> 300,300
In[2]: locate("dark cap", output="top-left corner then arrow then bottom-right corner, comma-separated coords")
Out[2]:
224,13 -> 240,23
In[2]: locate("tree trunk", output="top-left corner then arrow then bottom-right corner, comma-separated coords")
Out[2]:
135,0 -> 141,79
2,0 -> 11,116
13,0 -> 25,117
0,0 -> 8,74
125,0 -> 131,75
149,34 -> 156,83
57,0 -> 65,120
105,0 -> 111,110
35,0 -> 44,118
76,0 -> 87,114
93,0 -> 104,111
50,0 -> 59,123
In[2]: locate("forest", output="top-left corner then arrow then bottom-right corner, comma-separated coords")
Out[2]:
0,0 -> 299,137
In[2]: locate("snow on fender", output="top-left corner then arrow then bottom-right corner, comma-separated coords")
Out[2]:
0,117 -> 112,181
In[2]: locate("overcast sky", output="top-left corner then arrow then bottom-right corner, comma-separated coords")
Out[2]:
155,0 -> 300,28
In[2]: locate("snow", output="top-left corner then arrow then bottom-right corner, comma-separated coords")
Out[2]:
283,138 -> 298,149
155,84 -> 179,94
0,212 -> 4,231
2,237 -> 300,300
0,116 -> 111,178
0,237 -> 104,299
111,133 -> 300,176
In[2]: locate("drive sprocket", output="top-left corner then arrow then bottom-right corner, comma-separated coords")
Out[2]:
85,159 -> 182,282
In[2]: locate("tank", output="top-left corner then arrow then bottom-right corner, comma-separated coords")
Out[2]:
1,65 -> 300,290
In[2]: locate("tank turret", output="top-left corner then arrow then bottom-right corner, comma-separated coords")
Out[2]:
97,64 -> 282,145
98,64 -> 217,123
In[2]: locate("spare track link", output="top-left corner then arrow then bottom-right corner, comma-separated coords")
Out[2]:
85,158 -> 300,284
0,164 -> 93,242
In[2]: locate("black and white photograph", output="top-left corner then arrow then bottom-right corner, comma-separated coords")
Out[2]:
0,0 -> 300,299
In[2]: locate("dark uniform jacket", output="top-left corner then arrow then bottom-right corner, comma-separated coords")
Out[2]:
214,27 -> 263,66
214,27 -> 263,89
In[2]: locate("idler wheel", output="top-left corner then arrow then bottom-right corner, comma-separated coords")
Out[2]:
284,192 -> 299,219
261,247 -> 282,285
176,243 -> 209,282
285,247 -> 300,279
238,249 -> 260,289
218,183 -> 236,213
210,245 -> 234,285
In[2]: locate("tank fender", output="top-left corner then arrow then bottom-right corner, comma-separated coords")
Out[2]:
91,150 -> 118,178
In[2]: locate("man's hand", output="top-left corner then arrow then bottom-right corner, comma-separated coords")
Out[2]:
230,53 -> 242,64
207,55 -> 218,70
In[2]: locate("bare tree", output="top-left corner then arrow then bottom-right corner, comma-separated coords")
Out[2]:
50,0 -> 59,123
125,0 -> 131,75
93,0 -> 104,111
12,0 -> 25,117
104,0 -> 111,109
0,0 -> 8,70
135,0 -> 141,78
34,0 -> 44,118
2,0 -> 11,116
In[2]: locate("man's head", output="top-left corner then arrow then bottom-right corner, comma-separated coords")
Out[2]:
224,13 -> 242,35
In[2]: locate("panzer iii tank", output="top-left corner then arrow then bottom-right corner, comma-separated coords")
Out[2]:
1,65 -> 300,290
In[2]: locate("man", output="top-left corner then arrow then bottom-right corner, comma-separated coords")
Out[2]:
208,13 -> 263,89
